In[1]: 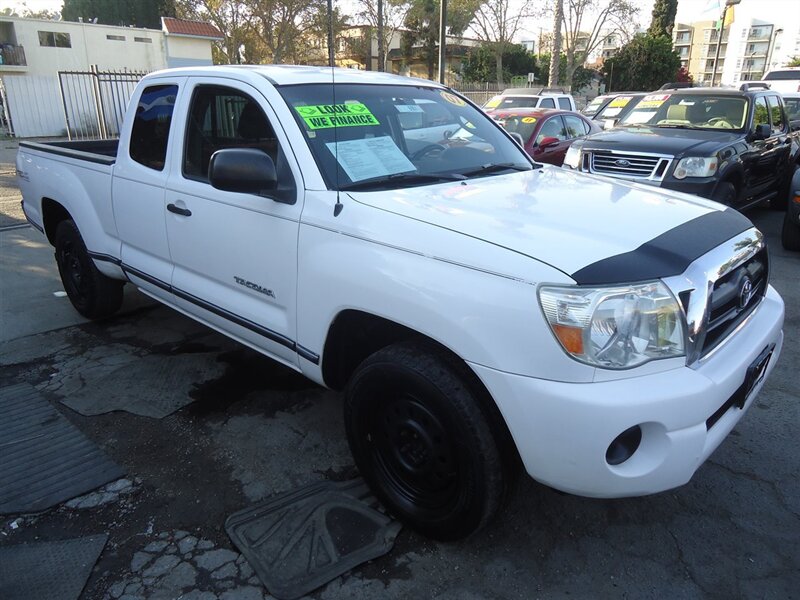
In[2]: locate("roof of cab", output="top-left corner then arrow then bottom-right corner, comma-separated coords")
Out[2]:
145,64 -> 443,88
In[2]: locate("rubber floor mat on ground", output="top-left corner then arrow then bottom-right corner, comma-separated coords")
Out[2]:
225,479 -> 401,600
0,383 -> 124,514
0,534 -> 108,600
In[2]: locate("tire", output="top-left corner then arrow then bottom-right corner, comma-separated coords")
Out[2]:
782,209 -> 800,251
772,165 -> 798,211
711,181 -> 737,205
344,341 -> 510,541
54,220 -> 124,319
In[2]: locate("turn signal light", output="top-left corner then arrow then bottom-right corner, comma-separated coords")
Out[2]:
552,324 -> 584,354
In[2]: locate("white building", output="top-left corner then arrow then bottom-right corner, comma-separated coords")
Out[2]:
672,0 -> 800,86
0,15 -> 222,137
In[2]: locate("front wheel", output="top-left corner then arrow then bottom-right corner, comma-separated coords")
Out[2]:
711,181 -> 737,205
782,209 -> 800,251
344,341 -> 510,541
54,219 -> 124,319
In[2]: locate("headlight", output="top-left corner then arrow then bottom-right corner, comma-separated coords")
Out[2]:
538,281 -> 685,369
563,144 -> 581,169
673,156 -> 718,179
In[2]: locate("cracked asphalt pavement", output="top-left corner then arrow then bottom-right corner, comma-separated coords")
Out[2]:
1,140 -> 798,599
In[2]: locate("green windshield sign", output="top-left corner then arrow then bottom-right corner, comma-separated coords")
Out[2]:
294,103 -> 380,129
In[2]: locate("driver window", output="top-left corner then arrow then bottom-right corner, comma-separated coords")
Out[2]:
536,117 -> 567,144
753,97 -> 769,131
539,97 -> 556,109
184,85 -> 283,182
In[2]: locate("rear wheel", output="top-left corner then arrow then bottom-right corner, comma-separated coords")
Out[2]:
54,220 -> 124,319
711,181 -> 737,205
344,341 -> 510,540
782,209 -> 800,251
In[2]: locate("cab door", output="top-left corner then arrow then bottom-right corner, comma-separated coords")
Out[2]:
112,79 -> 184,301
741,95 -> 784,203
163,77 -> 304,366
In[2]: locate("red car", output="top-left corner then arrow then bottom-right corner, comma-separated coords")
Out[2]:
490,108 -> 601,166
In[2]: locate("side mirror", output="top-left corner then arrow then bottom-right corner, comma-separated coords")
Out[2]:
538,136 -> 559,149
509,132 -> 525,146
752,123 -> 771,141
209,148 -> 277,195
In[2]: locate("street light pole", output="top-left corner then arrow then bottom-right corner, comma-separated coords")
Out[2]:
438,0 -> 447,84
765,27 -> 783,76
710,0 -> 740,86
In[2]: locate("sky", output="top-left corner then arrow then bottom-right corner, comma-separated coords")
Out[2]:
0,0 -> 729,39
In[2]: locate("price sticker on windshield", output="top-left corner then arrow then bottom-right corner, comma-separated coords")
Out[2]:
608,96 -> 632,108
638,94 -> 671,109
521,117 -> 537,123
294,103 -> 380,129
440,91 -> 466,106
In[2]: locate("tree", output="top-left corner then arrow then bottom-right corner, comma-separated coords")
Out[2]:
462,43 -> 536,83
548,0 -> 563,86
560,0 -> 638,89
538,52 -> 593,90
175,0 -> 255,64
62,0 -> 175,29
401,0 -> 478,80
648,0 -> 677,38
471,0 -> 537,86
358,0 -> 411,71
601,33 -> 680,91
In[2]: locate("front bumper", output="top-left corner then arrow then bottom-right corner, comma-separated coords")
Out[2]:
471,285 -> 784,498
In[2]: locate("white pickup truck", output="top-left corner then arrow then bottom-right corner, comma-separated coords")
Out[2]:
17,66 -> 784,540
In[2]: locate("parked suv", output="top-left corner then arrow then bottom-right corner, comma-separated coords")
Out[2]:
564,88 -> 800,210
584,92 -> 649,129
483,87 -> 576,114
764,67 -> 800,94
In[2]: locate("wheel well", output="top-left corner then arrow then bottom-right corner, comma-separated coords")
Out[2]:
322,309 -> 522,471
41,198 -> 72,245
322,310 -> 418,391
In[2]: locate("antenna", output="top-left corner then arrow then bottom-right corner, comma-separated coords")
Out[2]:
328,0 -> 343,216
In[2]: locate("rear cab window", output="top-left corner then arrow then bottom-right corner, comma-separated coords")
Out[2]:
557,97 -> 572,110
129,84 -> 179,171
539,98 -> 556,109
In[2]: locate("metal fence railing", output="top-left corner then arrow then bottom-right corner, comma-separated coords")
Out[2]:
58,66 -> 148,139
450,82 -> 502,107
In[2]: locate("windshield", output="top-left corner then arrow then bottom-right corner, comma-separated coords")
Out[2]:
278,83 -> 531,190
619,93 -> 749,130
484,95 -> 540,110
493,113 -> 539,141
594,95 -> 642,121
784,98 -> 800,121
582,96 -> 607,116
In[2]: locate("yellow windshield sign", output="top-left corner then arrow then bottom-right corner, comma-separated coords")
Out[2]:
294,103 -> 380,129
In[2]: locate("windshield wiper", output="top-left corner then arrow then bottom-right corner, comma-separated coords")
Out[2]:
654,123 -> 702,129
339,171 -> 466,191
459,162 -> 536,178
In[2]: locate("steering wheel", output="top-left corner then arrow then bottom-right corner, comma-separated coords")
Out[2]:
411,143 -> 447,161
707,117 -> 734,129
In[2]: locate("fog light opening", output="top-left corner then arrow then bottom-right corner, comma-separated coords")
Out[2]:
606,425 -> 643,466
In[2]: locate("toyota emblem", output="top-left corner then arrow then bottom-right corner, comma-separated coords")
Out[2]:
739,277 -> 754,309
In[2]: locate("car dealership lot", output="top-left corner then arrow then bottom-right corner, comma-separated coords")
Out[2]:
1,143 -> 798,598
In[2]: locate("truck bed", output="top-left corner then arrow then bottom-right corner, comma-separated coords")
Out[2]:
18,139 -> 119,165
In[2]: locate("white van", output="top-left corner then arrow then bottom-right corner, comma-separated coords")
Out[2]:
483,87 -> 576,114
763,67 -> 800,93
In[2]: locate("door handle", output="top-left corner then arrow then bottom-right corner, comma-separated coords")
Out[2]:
167,203 -> 192,217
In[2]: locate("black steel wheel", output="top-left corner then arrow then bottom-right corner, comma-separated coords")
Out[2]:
54,219 -> 124,319
344,341 -> 509,540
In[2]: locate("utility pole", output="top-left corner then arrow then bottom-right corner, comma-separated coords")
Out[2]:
548,0 -> 563,87
710,0 -> 740,86
377,0 -> 384,72
438,0 -> 447,84
327,0 -> 335,68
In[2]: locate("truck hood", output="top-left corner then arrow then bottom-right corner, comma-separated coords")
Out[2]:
577,126 -> 742,156
347,166 -> 753,281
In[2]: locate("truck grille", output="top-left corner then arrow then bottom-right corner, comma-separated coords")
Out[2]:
588,151 -> 672,181
663,228 -> 768,366
701,247 -> 769,356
